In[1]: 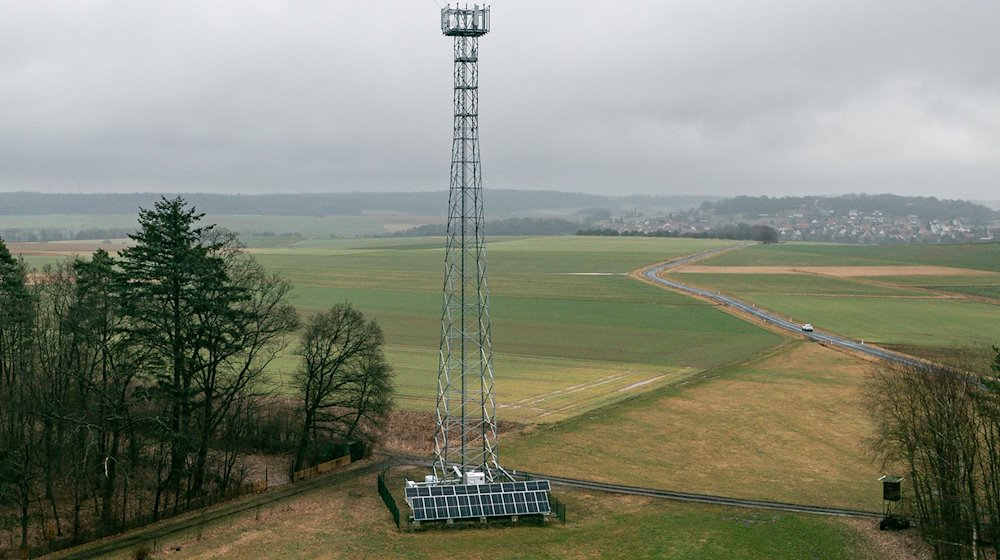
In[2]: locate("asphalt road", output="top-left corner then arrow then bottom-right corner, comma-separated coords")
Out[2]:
641,247 -> 925,368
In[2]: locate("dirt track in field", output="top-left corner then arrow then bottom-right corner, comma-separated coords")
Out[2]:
675,265 -> 995,277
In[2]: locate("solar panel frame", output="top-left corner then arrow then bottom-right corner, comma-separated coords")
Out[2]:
405,480 -> 552,523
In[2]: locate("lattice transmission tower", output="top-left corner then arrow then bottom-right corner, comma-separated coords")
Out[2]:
400,7 -> 552,526
433,3 -> 508,485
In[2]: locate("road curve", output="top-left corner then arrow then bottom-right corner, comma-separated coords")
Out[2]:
640,247 -> 926,368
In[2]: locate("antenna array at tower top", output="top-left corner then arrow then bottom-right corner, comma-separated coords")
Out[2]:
441,4 -> 490,36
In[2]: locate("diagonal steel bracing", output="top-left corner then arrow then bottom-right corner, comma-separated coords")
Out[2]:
433,5 -> 504,484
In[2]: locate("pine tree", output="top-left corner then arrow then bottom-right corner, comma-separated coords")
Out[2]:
0,236 -> 38,548
118,197 -> 239,514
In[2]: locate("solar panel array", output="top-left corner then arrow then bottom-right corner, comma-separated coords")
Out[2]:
405,480 -> 551,522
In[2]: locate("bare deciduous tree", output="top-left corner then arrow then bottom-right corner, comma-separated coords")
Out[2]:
866,349 -> 1000,560
293,303 -> 393,473
188,231 -> 298,500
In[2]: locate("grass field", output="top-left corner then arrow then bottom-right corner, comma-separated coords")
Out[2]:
669,242 -> 1000,349
88,466 -> 902,560
669,272 -> 929,297
23,234 -> 930,558
8,236 -> 783,423
502,341 -> 883,511
0,212 -> 421,237
247,236 -> 782,422
700,241 -> 1000,271
873,274 -> 1000,300
746,295 -> 997,347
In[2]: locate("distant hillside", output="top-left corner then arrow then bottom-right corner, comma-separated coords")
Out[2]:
703,194 -> 1000,223
3,191 -> 996,245
0,191 -> 719,217
392,217 -> 581,237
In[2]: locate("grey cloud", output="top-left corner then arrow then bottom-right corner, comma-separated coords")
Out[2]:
0,0 -> 997,199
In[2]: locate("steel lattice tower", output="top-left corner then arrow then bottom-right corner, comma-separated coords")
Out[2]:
433,4 -> 506,484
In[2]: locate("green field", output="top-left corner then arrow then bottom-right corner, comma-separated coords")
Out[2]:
0,213 -> 140,230
249,236 -> 781,422
700,241 -> 1000,271
17,254 -> 69,269
669,242 -> 1000,348
8,236 -> 781,422
671,272 -> 927,297
255,238 -> 904,511
748,295 -> 997,347
0,212 -> 425,237
873,274 -> 1000,300
29,235 -> 915,558
503,341 -> 883,511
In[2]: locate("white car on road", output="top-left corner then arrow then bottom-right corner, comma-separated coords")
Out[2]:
801,323 -> 814,332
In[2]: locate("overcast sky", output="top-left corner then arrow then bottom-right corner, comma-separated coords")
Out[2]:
1,0 -> 998,199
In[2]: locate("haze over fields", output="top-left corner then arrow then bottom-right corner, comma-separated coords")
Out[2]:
0,1 -> 998,199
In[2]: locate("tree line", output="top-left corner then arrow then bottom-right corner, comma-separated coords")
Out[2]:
0,190 -> 605,218
0,227 -> 134,243
393,217 -> 581,237
0,197 -> 393,553
867,347 -> 1000,560
577,223 -> 779,243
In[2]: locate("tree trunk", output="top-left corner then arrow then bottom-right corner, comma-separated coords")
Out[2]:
99,429 -> 121,532
293,408 -> 315,474
20,484 -> 30,549
191,385 -> 215,501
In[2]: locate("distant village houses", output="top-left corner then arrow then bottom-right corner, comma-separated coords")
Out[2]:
595,204 -> 996,244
